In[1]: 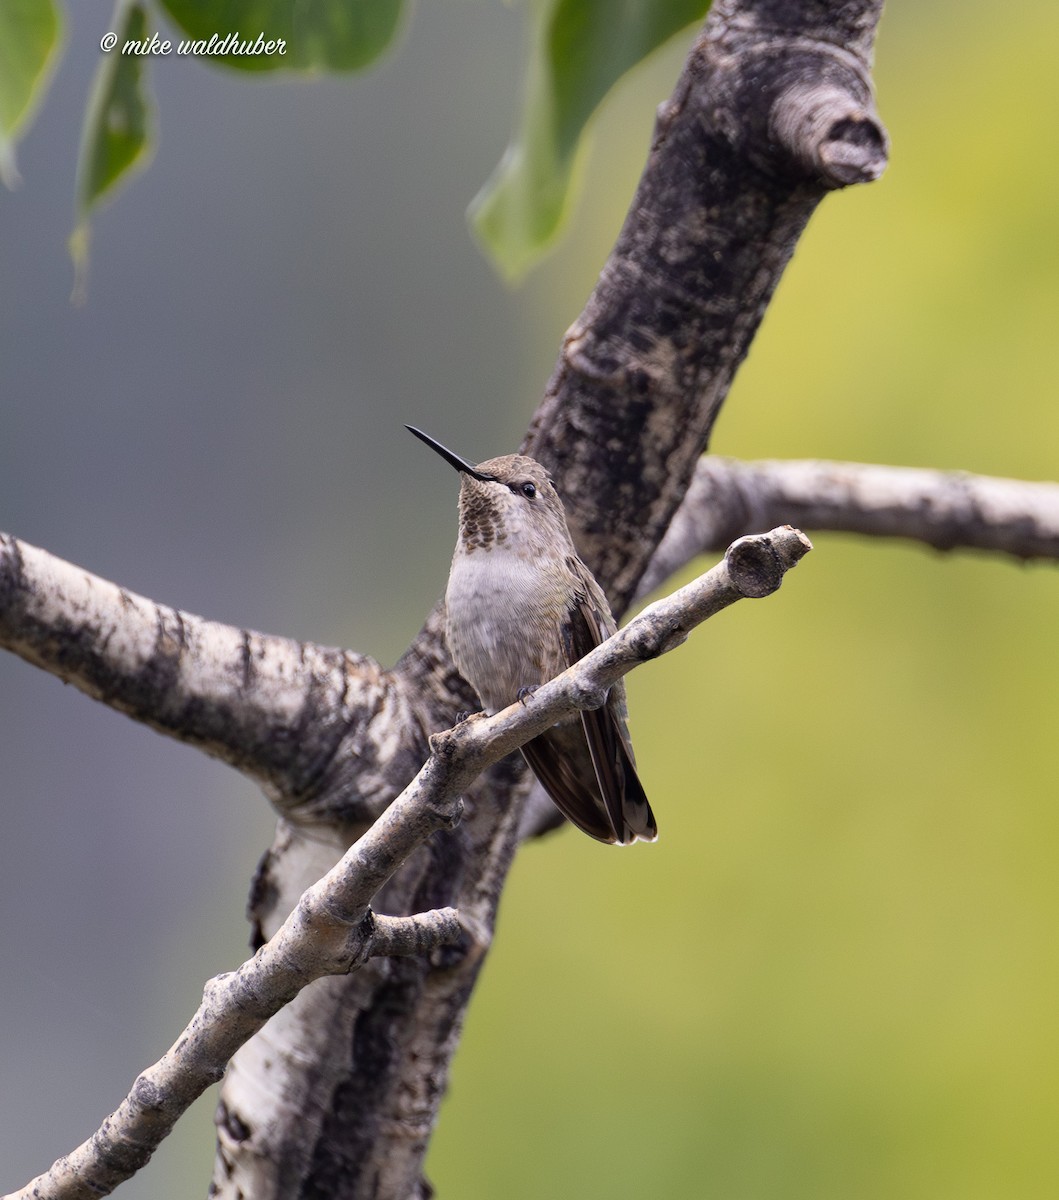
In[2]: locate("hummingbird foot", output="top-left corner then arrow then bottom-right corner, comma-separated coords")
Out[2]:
516,685 -> 539,705
454,709 -> 480,724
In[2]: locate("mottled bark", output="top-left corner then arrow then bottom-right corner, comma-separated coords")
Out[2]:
315,4 -> 888,1193
639,459 -> 1059,595
528,0 -> 886,611
0,534 -> 414,818
5,530 -> 811,1200
0,1 -> 889,1197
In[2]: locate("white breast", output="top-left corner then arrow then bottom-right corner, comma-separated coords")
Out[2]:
444,543 -> 569,713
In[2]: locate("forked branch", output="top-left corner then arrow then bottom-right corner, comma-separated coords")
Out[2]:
5,526 -> 810,1200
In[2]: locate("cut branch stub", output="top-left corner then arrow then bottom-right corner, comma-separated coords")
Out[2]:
725,527 -> 813,598
770,80 -> 888,186
706,1 -> 889,188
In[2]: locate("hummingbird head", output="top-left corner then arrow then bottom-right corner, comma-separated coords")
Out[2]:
406,426 -> 574,554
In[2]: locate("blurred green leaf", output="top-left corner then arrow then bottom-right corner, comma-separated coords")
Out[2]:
71,1 -> 155,297
157,0 -> 406,73
471,0 -> 710,282
0,0 -> 63,188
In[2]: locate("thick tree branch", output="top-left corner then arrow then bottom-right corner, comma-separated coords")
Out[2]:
0,2 -> 891,1194
640,458 -> 1059,595
7,528 -> 810,1200
214,3 -> 889,1193
0,532 -> 407,811
526,0 -> 886,613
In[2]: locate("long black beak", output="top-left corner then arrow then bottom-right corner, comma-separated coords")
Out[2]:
406,425 -> 495,482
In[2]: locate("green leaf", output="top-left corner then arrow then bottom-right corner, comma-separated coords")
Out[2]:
471,0 -> 710,282
71,0 -> 156,296
156,0 -> 406,73
0,0 -> 64,188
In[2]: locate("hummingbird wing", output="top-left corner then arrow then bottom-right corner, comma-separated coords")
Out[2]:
564,560 -> 657,844
520,558 -> 657,845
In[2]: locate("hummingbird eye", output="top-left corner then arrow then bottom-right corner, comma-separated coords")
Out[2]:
518,481 -> 537,499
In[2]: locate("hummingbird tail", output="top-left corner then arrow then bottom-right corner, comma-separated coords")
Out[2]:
521,720 -> 657,845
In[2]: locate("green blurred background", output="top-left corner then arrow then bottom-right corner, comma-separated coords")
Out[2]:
1,2 -> 1057,1198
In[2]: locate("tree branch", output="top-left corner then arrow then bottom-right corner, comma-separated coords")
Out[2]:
6,527 -> 810,1200
432,525 -> 811,775
212,3 -> 889,1192
0,532 -> 403,810
640,458 -> 1059,595
0,3 -> 892,1194
526,0 -> 886,613
8,898 -> 461,1200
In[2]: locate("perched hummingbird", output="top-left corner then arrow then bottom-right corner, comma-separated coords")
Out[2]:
408,425 -> 656,845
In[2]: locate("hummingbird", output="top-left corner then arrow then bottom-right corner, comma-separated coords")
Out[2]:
407,425 -> 657,845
